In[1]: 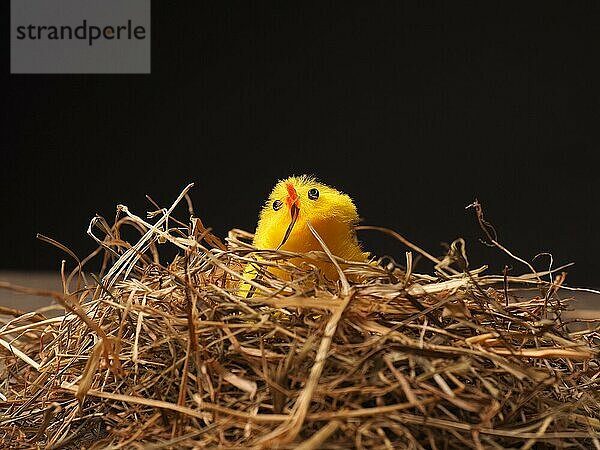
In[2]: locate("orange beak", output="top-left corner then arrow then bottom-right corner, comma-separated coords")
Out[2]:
277,183 -> 300,249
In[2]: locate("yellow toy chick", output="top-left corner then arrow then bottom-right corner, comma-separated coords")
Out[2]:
240,175 -> 369,296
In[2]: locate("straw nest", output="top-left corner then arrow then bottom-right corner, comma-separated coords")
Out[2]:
1,184 -> 599,449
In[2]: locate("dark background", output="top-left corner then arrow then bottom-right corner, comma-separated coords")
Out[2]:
2,3 -> 599,287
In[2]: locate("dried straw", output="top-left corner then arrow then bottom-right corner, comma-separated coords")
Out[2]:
1,185 -> 599,449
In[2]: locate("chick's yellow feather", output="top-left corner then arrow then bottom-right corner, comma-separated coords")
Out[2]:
240,175 -> 368,295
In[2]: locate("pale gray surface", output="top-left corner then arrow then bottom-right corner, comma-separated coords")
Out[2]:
0,270 -> 599,317
0,271 -> 63,311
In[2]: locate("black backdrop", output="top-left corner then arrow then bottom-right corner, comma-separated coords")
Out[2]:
2,3 -> 599,288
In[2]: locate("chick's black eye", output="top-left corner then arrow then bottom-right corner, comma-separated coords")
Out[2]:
308,188 -> 319,200
272,200 -> 283,211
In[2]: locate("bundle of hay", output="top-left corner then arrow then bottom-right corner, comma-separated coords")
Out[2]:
1,184 -> 599,449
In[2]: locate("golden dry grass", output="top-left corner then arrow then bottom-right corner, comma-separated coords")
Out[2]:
1,184 -> 599,449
